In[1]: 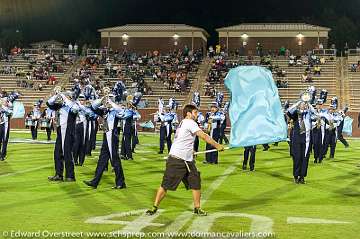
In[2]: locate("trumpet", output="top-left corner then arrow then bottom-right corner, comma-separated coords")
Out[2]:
51,86 -> 64,104
300,91 -> 311,103
53,86 -> 62,95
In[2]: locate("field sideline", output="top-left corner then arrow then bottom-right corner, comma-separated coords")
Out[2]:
0,131 -> 359,239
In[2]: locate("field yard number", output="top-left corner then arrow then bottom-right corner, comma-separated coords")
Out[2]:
85,209 -> 274,234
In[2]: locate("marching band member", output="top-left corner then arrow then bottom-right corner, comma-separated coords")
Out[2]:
157,105 -> 177,154
337,106 -> 349,148
83,88 -> 126,189
84,82 -> 98,157
30,100 -> 42,140
72,94 -> 89,166
204,102 -> 225,164
41,107 -> 55,141
194,111 -> 205,152
219,101 -> 229,144
47,88 -> 79,182
120,98 -> 137,160
0,96 -> 15,161
129,92 -> 142,153
311,99 -> 327,164
242,146 -> 256,171
131,107 -> 141,153
323,98 -> 342,159
287,93 -> 314,184
191,91 -> 201,108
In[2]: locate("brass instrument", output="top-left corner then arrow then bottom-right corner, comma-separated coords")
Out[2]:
300,91 -> 311,103
329,119 -> 335,130
316,116 -> 321,129
52,86 -> 64,104
101,87 -> 112,108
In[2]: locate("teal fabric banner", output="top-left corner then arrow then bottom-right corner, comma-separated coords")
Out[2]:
224,66 -> 288,147
11,101 -> 25,119
342,116 -> 353,136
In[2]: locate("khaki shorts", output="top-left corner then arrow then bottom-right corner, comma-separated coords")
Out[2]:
161,155 -> 201,191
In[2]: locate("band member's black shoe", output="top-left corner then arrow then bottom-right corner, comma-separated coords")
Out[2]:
83,180 -> 97,189
299,177 -> 306,184
48,175 -> 63,181
112,184 -> 126,189
65,178 -> 76,182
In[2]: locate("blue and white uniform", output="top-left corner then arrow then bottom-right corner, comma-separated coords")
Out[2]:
47,94 -> 79,180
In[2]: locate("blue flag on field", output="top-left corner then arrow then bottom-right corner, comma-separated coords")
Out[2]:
11,101 -> 25,119
342,116 -> 353,136
224,66 -> 288,147
140,120 -> 155,129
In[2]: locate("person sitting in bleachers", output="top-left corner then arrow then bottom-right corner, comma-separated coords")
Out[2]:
276,78 -> 288,88
320,57 -> 326,64
313,65 -> 321,76
351,64 -> 357,72
289,55 -> 296,66
301,72 -> 313,83
305,65 -> 312,75
296,57 -> 303,66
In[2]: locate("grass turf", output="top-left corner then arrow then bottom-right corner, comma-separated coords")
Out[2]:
0,131 -> 359,239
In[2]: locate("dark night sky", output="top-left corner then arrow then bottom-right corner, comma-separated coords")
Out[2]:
1,0 -> 360,46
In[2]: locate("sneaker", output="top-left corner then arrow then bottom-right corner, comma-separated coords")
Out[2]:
146,206 -> 158,216
193,208 -> 207,216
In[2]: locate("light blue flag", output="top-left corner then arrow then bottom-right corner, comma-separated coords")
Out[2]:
11,101 -> 25,119
342,116 -> 353,136
140,120 -> 155,129
224,66 -> 288,147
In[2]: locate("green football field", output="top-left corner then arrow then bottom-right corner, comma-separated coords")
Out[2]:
0,131 -> 359,239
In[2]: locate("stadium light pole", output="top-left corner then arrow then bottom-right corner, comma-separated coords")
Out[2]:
296,33 -> 304,55
122,33 -> 129,52
241,33 -> 248,55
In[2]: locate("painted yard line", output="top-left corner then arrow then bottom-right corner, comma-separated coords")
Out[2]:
0,165 -> 51,178
164,160 -> 242,233
287,217 -> 352,224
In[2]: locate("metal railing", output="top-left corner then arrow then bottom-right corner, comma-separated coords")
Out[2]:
348,49 -> 360,56
21,48 -> 77,55
312,49 -> 336,56
86,49 -> 112,56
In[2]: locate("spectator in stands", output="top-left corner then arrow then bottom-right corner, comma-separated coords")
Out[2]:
320,57 -> 326,64
351,64 -> 357,72
276,78 -> 288,88
301,72 -> 313,83
279,46 -> 286,56
256,43 -> 263,56
313,65 -> 321,76
289,55 -> 296,66
208,46 -> 214,58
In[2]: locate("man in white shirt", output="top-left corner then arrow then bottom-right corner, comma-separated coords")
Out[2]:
146,104 -> 224,216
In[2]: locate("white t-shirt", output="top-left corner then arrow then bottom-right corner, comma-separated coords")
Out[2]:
169,119 -> 201,162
